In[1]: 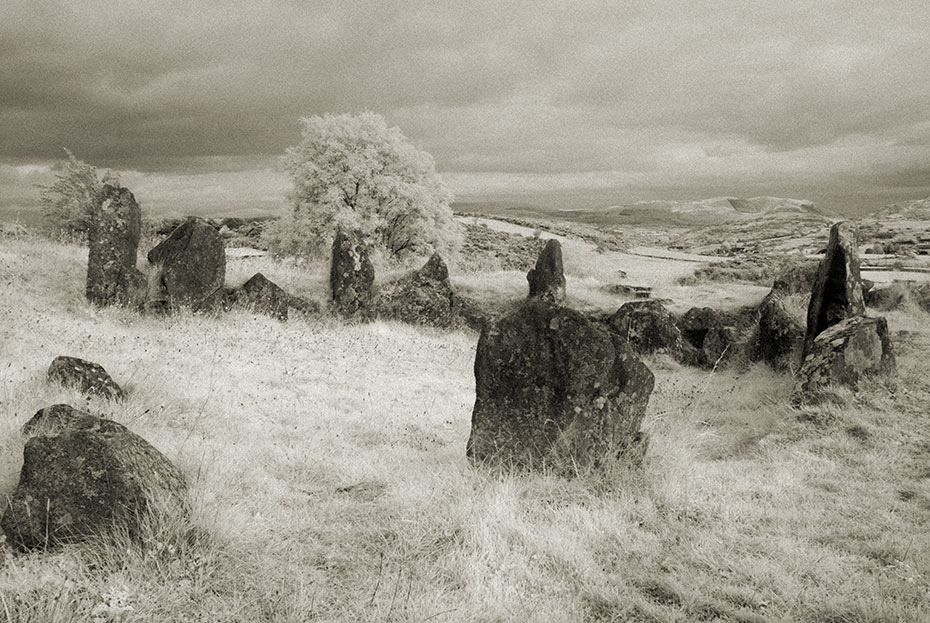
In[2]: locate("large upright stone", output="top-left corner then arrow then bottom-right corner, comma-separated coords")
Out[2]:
147,217 -> 225,308
376,253 -> 459,328
805,222 -> 865,353
527,239 -> 566,303
86,184 -> 143,306
467,299 -> 654,473
748,280 -> 804,370
2,409 -> 189,551
330,228 -> 374,318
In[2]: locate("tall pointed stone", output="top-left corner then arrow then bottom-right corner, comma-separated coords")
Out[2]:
804,222 -> 865,353
86,184 -> 143,306
330,228 -> 374,318
527,239 -> 566,303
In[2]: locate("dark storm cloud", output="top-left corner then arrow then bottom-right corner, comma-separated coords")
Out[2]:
1,0 -> 929,214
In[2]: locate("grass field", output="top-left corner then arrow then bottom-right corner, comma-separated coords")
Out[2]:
1,234 -> 929,622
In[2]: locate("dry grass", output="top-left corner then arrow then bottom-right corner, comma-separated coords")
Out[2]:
1,234 -> 929,622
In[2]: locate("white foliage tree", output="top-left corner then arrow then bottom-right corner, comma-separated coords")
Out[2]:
268,112 -> 460,260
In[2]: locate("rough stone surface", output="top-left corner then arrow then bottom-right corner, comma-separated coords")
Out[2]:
47,356 -> 124,400
608,300 -> 682,355
527,239 -> 566,303
147,217 -> 226,307
21,404 -> 93,438
793,315 -> 896,403
748,281 -> 804,370
805,222 -> 865,353
677,307 -> 737,368
1,410 -> 189,551
330,228 -> 375,318
229,272 -> 290,320
86,184 -> 144,307
467,299 -> 654,473
377,253 -> 460,328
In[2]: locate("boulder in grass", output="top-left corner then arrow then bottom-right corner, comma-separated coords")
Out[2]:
86,184 -> 144,307
467,299 -> 654,473
376,253 -> 460,328
608,300 -> 682,355
792,315 -> 896,404
1,410 -> 189,551
330,228 -> 375,319
228,273 -> 290,321
526,239 -> 566,303
804,222 -> 865,354
147,217 -> 226,308
677,307 -> 737,368
748,280 -> 804,370
47,356 -> 124,400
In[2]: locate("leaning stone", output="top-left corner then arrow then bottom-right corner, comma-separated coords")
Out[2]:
804,222 -> 865,353
748,281 -> 804,370
147,217 -> 225,308
47,356 -> 124,400
330,228 -> 375,318
86,184 -> 144,307
527,239 -> 566,303
1,411 -> 189,551
793,315 -> 895,404
608,300 -> 682,355
467,299 -> 654,473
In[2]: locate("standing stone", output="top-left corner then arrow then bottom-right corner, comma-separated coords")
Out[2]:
804,222 -> 865,353
527,239 -> 566,303
376,253 -> 459,327
2,409 -> 189,551
330,228 -> 374,318
677,307 -> 737,368
86,184 -> 144,306
47,356 -> 124,400
608,300 -> 682,355
229,272 -> 290,321
748,280 -> 804,370
467,299 -> 654,473
792,316 -> 896,404
147,217 -> 225,308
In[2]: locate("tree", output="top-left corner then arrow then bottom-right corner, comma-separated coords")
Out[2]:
270,112 -> 460,260
39,149 -> 120,241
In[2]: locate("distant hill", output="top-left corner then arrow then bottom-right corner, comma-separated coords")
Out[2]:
869,196 -> 930,221
584,196 -> 826,227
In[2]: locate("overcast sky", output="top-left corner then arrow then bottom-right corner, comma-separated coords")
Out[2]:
2,0 -> 930,218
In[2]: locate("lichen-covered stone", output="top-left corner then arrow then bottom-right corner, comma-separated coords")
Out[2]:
792,315 -> 895,403
467,299 -> 654,473
47,356 -> 124,400
804,222 -> 865,353
147,217 -> 225,308
229,272 -> 290,320
86,184 -> 144,307
527,239 -> 566,303
1,411 -> 189,551
608,300 -> 682,355
21,404 -> 93,438
376,253 -> 460,328
748,281 -> 804,370
330,228 -> 375,318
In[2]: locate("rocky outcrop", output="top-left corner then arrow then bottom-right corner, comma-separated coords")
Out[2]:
86,184 -> 144,307
467,299 -> 654,473
526,239 -> 566,303
792,316 -> 896,403
748,281 -> 804,370
608,300 -> 682,355
47,356 -> 124,400
147,217 -> 225,308
2,409 -> 189,551
330,228 -> 375,318
804,222 -> 865,353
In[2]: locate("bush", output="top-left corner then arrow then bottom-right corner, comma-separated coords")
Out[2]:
39,149 -> 119,242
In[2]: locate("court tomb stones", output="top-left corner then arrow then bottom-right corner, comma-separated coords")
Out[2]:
86,184 -> 144,307
147,217 -> 225,308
